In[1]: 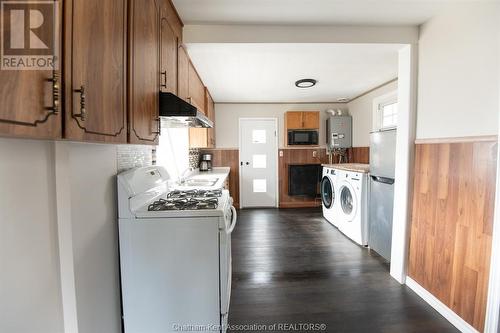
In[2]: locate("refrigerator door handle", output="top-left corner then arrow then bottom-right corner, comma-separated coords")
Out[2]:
371,175 -> 395,185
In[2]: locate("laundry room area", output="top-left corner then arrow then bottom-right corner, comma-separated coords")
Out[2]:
321,87 -> 398,262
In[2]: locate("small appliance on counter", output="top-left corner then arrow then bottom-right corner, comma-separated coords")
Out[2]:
199,153 -> 213,171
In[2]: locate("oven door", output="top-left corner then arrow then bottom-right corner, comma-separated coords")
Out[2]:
220,206 -> 237,319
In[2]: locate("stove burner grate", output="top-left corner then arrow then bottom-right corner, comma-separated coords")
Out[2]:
148,197 -> 219,211
167,189 -> 222,199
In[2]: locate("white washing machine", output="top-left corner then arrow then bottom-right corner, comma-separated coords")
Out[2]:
336,169 -> 369,246
321,166 -> 339,227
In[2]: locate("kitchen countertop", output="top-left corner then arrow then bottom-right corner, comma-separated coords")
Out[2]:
322,163 -> 370,174
172,167 -> 230,190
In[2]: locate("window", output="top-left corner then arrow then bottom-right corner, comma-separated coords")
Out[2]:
372,91 -> 398,131
380,101 -> 398,129
253,179 -> 267,193
252,130 -> 266,144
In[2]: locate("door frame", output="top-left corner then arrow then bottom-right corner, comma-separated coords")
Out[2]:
484,26 -> 500,332
238,117 -> 279,209
389,44 -> 418,284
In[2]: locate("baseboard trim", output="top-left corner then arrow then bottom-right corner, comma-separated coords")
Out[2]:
279,202 -> 322,208
405,277 -> 479,333
199,147 -> 239,151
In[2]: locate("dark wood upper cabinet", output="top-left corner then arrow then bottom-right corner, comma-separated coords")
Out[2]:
0,0 -> 62,139
189,88 -> 216,149
64,0 -> 127,143
0,0 -> 188,145
128,0 -> 161,145
206,90 -> 216,148
160,0 -> 182,94
177,44 -> 189,102
160,18 -> 178,94
188,61 -> 206,115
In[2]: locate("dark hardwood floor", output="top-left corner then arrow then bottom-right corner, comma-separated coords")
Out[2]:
228,208 -> 458,333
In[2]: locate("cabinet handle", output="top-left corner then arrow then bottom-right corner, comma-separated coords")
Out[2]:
46,70 -> 60,114
152,117 -> 161,136
160,71 -> 167,88
73,85 -> 86,121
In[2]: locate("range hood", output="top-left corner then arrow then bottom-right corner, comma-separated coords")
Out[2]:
159,92 -> 213,128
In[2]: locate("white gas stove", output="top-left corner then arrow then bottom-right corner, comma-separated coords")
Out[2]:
117,166 -> 236,333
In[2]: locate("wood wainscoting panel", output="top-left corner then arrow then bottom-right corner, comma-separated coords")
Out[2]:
348,147 -> 370,164
202,147 -> 369,209
328,147 -> 370,164
279,148 -> 329,208
408,140 -> 498,331
200,149 -> 240,208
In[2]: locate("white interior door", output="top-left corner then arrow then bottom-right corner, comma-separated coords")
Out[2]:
239,118 -> 278,208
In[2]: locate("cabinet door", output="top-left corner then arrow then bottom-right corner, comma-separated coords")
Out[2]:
64,0 -> 127,143
189,128 -> 208,148
286,112 -> 303,129
189,88 -> 215,149
162,0 -> 183,40
160,15 -> 177,94
188,61 -> 206,114
177,44 -> 189,101
207,90 -> 216,148
0,0 -> 62,139
128,0 -> 161,145
303,112 -> 319,129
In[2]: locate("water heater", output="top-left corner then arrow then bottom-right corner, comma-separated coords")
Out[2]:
327,115 -> 352,149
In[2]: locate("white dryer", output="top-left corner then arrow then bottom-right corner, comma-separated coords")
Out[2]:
321,166 -> 339,227
336,169 -> 369,246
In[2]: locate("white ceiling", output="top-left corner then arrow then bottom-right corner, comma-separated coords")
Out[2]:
173,0 -> 450,26
186,43 -> 400,103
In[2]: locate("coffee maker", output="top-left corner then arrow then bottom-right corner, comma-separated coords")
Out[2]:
199,153 -> 213,171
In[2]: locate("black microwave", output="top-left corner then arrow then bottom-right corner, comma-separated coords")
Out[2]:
287,130 -> 319,145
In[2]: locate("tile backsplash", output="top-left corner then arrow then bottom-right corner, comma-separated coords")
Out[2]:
189,148 -> 200,169
117,145 -> 154,173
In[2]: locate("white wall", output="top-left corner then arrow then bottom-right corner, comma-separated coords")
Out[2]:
157,128 -> 190,179
0,139 -> 64,333
0,138 -> 125,333
68,143 -> 122,333
417,2 -> 500,139
347,80 -> 398,147
214,103 -> 347,148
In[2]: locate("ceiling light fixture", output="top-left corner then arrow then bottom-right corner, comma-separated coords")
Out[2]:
295,79 -> 317,88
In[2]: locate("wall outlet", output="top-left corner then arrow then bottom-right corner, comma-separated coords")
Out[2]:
279,150 -> 283,157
